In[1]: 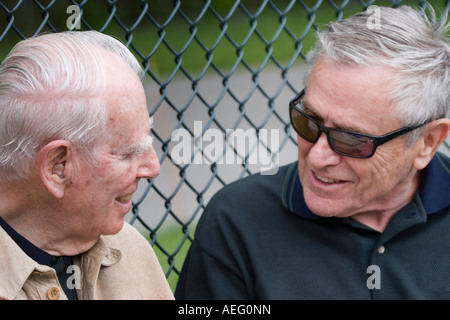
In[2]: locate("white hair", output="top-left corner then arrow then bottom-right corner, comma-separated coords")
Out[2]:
304,6 -> 450,144
0,31 -> 143,181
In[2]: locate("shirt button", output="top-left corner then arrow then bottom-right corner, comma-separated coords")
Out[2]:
47,287 -> 60,300
377,245 -> 385,254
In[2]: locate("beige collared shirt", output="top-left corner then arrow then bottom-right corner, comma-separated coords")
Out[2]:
0,222 -> 174,300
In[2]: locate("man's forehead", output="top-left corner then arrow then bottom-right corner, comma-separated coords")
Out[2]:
305,60 -> 399,132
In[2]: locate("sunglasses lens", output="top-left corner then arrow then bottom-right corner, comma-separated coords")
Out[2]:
290,108 -> 319,142
328,130 -> 374,157
290,90 -> 378,158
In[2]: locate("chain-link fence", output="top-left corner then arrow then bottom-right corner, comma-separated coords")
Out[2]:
1,0 -> 449,291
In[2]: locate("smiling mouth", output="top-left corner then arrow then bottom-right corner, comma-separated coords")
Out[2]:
116,194 -> 133,203
313,172 -> 342,184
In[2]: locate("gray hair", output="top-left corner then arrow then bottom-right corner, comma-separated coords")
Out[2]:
0,31 -> 143,181
304,6 -> 450,143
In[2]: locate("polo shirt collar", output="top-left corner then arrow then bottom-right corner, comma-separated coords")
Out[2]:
282,152 -> 450,220
281,162 -> 320,220
418,152 -> 450,214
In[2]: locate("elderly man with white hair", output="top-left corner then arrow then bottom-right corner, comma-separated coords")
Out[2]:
0,31 -> 173,300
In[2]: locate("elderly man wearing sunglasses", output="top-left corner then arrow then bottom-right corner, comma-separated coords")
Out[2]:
176,6 -> 450,300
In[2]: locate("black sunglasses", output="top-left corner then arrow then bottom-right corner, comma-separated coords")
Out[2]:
289,89 -> 430,159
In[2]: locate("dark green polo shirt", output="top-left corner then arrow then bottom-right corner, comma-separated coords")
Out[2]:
175,153 -> 450,299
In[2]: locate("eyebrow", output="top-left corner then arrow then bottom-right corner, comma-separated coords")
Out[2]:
113,117 -> 155,156
128,117 -> 155,154
302,97 -> 370,135
127,135 -> 154,156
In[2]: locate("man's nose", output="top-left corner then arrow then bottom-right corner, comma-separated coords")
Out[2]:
137,146 -> 161,180
307,132 -> 341,168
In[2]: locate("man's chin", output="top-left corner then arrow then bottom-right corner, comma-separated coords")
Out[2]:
303,189 -> 350,218
101,219 -> 125,236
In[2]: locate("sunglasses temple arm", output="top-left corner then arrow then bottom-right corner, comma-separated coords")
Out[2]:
375,124 -> 425,146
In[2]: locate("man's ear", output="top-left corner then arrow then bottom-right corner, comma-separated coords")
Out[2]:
413,119 -> 450,171
37,140 -> 73,199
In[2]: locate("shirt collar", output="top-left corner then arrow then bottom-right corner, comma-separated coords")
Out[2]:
281,162 -> 321,220
282,152 -> 450,220
0,221 -> 122,300
418,152 -> 450,214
